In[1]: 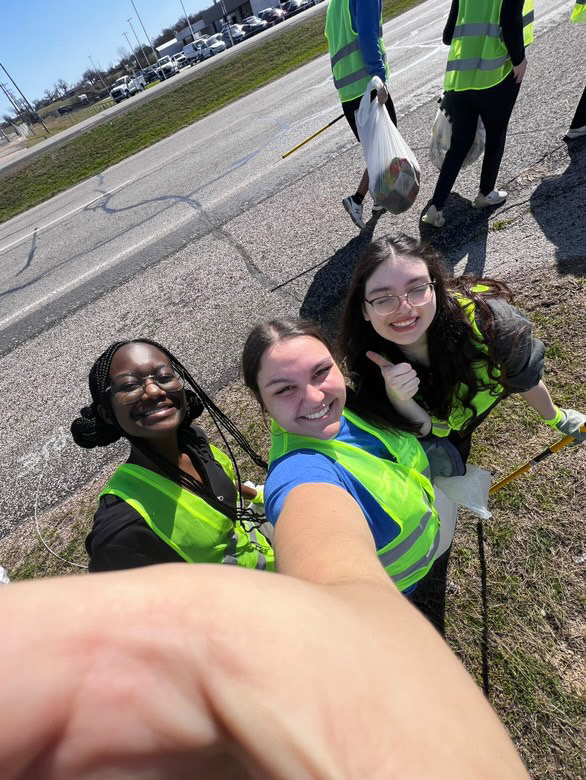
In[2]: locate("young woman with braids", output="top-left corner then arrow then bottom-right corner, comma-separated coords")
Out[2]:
340,233 -> 585,462
71,339 -> 274,573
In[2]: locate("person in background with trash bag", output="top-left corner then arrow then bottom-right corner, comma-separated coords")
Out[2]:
340,233 -> 586,462
422,0 -> 534,228
0,524 -> 531,779
242,316 -> 469,634
325,0 -> 396,230
567,0 -> 586,138
70,339 -> 273,572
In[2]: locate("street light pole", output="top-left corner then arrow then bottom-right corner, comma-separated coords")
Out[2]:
179,0 -> 197,43
0,60 -> 49,132
128,17 -> 150,68
88,55 -> 110,93
122,31 -> 142,72
219,0 -> 234,47
130,0 -> 158,61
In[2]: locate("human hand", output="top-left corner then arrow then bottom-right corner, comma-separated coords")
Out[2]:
551,408 -> 586,444
512,57 -> 527,84
367,351 -> 420,401
0,562 -> 530,779
377,83 -> 389,104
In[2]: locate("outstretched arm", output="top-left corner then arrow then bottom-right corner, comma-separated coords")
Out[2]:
0,488 -> 530,779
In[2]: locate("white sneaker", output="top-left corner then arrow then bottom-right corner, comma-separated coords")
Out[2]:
372,201 -> 385,213
473,189 -> 507,208
342,196 -> 366,230
421,205 -> 445,228
566,125 -> 586,139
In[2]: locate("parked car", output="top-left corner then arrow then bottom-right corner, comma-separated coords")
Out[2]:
155,55 -> 179,80
221,24 -> 246,46
282,0 -> 313,17
143,65 -> 158,84
110,74 -> 146,103
241,15 -> 268,37
206,34 -> 228,55
258,7 -> 286,25
172,52 -> 188,69
183,39 -> 211,64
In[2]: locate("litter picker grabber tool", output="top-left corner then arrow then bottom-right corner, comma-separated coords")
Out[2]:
282,114 -> 344,159
489,425 -> 586,495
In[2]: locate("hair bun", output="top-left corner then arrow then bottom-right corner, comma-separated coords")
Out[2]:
70,404 -> 121,449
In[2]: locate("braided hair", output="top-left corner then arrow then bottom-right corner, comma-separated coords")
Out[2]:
71,339 -> 267,519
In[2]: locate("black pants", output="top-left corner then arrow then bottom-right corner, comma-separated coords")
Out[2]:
571,84 -> 586,129
342,91 -> 397,141
431,73 -> 521,209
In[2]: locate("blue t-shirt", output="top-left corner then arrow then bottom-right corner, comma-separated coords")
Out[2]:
265,416 -> 402,551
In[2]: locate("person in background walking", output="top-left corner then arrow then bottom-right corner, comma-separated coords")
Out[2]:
325,0 -> 396,230
422,0 -> 534,228
567,1 -> 586,138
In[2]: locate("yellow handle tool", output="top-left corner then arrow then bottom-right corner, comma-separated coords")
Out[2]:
489,425 -> 586,495
282,114 -> 344,159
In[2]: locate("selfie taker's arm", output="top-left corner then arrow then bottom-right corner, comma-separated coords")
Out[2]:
0,491 -> 529,779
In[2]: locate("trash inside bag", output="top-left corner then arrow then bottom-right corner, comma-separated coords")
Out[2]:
356,77 -> 420,214
434,465 -> 492,520
429,93 -> 486,172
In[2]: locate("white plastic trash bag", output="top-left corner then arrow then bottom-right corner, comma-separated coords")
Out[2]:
434,465 -> 492,520
0,565 -> 10,585
356,76 -> 420,214
429,96 -> 486,172
432,485 -> 459,558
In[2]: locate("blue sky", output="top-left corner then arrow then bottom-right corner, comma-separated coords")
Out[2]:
0,0 -> 209,113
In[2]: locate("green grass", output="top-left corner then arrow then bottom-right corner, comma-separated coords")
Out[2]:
0,0 -> 424,224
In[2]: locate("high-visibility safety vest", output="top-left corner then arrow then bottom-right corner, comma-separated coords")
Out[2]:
325,0 -> 390,103
430,289 -> 504,437
268,409 -> 440,591
571,1 -> 586,23
100,443 -> 274,570
444,0 -> 534,92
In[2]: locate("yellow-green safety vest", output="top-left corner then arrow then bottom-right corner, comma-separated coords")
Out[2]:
444,0 -> 534,92
100,443 -> 274,570
430,288 -> 504,437
269,408 -> 440,591
571,1 -> 586,23
325,0 -> 390,103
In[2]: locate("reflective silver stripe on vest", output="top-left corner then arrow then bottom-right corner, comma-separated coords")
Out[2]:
453,21 -> 501,37
523,9 -> 534,26
330,39 -> 360,69
246,527 -> 269,571
392,530 -> 441,584
378,510 -> 432,568
333,67 -> 370,90
446,53 -> 509,72
222,529 -> 239,566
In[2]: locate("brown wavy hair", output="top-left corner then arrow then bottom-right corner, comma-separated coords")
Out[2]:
340,234 -> 519,430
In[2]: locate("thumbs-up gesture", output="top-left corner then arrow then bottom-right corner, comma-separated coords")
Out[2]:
366,352 -> 420,402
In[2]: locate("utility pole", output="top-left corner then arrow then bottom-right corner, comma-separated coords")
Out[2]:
0,61 -> 49,132
179,0 -> 197,43
219,0 -> 234,47
128,17 -> 150,67
130,0 -> 158,61
88,55 -> 110,94
122,32 -> 142,72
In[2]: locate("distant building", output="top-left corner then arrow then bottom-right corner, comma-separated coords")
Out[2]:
156,38 -> 183,58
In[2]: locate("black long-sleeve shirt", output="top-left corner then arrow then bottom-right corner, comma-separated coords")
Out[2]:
443,0 -> 526,66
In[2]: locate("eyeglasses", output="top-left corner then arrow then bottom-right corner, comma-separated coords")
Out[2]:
364,282 -> 436,315
106,366 -> 184,405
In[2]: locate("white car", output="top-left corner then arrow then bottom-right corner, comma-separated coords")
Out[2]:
155,56 -> 179,80
206,34 -> 227,55
183,39 -> 213,64
172,53 -> 188,69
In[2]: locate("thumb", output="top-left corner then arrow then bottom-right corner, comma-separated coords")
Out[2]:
366,351 -> 393,369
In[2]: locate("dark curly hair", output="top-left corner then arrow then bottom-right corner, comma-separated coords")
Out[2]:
340,234 -> 519,431
71,339 -> 266,510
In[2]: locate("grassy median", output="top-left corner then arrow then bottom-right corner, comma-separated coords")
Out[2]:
1,261 -> 584,778
0,0 -> 423,224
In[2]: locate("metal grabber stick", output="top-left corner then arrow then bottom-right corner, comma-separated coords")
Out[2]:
282,114 -> 344,159
489,425 -> 586,495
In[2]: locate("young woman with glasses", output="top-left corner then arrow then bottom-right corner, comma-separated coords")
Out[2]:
71,339 -> 273,572
340,233 -> 585,462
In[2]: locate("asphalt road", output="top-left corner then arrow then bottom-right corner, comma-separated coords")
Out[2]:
0,0 -> 582,535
